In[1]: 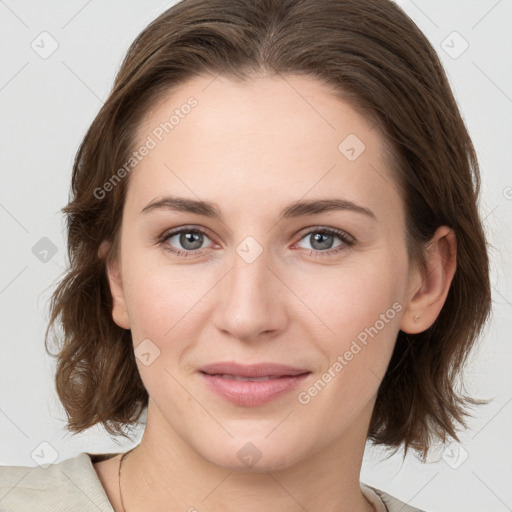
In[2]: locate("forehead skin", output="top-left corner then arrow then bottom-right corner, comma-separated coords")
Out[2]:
125,73 -> 405,255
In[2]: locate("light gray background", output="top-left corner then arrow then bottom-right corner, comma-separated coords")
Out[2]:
1,1 -> 511,511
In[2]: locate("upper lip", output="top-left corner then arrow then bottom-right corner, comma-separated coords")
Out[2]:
200,362 -> 310,378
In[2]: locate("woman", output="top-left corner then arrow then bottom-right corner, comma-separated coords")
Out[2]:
0,0 -> 491,511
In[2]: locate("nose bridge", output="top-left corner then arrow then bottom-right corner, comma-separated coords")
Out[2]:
213,238 -> 286,340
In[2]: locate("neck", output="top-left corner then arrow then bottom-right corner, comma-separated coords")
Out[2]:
117,400 -> 376,512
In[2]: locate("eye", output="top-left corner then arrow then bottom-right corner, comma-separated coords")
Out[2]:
157,225 -> 355,258
295,227 -> 354,257
158,226 -> 214,256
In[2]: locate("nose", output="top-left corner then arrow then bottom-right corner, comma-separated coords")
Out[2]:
212,244 -> 289,342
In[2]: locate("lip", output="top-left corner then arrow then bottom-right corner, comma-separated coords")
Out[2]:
199,362 -> 311,407
200,361 -> 309,378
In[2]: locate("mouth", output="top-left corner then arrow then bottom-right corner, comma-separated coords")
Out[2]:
201,374 -> 293,381
199,361 -> 310,378
198,362 -> 311,406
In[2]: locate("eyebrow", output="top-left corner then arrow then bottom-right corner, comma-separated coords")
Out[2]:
140,196 -> 376,220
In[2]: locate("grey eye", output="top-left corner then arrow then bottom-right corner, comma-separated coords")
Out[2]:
169,230 -> 207,251
298,231 -> 344,251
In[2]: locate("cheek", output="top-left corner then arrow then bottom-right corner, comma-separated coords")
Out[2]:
292,268 -> 404,427
300,253 -> 407,378
122,262 -> 209,394
303,260 -> 404,337
121,253 -> 231,375
122,257 -> 203,340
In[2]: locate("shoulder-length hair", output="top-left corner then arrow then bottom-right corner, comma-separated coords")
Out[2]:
45,0 -> 492,462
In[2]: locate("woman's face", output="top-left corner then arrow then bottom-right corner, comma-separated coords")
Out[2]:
107,73 -> 418,470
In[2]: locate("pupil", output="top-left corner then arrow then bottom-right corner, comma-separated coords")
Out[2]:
311,232 -> 332,250
181,231 -> 202,250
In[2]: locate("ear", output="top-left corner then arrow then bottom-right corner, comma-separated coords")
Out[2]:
400,226 -> 457,334
98,240 -> 131,330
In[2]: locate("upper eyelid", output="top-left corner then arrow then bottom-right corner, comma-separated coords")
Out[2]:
297,225 -> 353,239
162,225 -> 215,243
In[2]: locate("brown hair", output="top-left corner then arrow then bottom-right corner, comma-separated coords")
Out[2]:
45,0 -> 492,462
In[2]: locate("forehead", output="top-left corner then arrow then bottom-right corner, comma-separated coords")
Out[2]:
127,73 -> 402,226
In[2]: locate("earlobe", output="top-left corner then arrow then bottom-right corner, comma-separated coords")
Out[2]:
400,226 -> 457,334
99,240 -> 131,330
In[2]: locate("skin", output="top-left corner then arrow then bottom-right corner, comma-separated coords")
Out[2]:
94,73 -> 456,512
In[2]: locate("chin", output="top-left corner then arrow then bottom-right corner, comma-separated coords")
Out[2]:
196,433 -> 307,473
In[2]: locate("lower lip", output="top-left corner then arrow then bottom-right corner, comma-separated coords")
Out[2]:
199,372 -> 310,406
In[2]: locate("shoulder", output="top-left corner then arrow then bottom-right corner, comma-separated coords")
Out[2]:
362,482 -> 427,512
0,452 -> 117,512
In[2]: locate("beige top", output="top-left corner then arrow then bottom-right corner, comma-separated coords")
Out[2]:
0,452 -> 425,511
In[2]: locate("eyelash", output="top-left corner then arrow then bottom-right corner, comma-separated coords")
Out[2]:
156,225 -> 355,258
